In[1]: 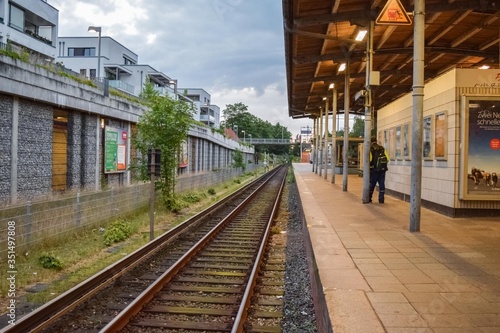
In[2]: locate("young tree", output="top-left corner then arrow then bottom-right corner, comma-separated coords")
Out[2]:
232,149 -> 246,172
132,82 -> 195,211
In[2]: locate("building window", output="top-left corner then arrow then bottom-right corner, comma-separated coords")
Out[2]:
9,4 -> 24,32
89,69 -> 96,78
80,69 -> 87,76
68,48 -> 95,57
123,56 -> 135,65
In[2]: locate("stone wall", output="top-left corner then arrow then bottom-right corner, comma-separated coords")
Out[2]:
67,112 -> 98,189
17,99 -> 53,200
0,94 -> 13,204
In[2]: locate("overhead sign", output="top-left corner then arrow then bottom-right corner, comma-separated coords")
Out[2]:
376,0 -> 412,26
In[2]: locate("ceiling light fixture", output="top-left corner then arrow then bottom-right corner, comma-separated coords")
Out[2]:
355,30 -> 367,41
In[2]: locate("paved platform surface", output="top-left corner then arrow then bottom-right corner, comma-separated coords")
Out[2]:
293,163 -> 500,333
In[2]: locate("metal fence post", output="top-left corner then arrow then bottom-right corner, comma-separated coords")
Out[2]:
76,192 -> 81,227
26,201 -> 32,245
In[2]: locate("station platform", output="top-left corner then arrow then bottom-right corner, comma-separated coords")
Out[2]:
293,163 -> 500,333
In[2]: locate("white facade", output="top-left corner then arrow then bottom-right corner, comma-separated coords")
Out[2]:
0,0 -> 58,59
377,68 -> 500,216
183,88 -> 221,129
57,37 -> 177,98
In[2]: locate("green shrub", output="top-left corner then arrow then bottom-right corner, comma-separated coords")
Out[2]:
103,220 -> 132,246
234,179 -> 241,184
207,188 -> 216,195
164,196 -> 188,213
38,253 -> 63,270
182,192 -> 202,203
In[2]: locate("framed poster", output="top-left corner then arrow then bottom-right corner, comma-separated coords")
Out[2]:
389,127 -> 396,159
460,96 -> 500,200
423,116 -> 432,159
434,112 -> 447,159
403,122 -> 411,160
104,126 -> 128,173
395,125 -> 402,160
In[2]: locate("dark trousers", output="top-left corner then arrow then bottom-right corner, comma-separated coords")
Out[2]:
369,170 -> 386,203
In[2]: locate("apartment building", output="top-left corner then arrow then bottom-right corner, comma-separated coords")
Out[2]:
58,37 -> 221,128
57,36 -> 178,98
0,0 -> 58,59
183,88 -> 221,129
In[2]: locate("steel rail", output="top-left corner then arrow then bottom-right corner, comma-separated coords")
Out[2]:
99,166 -> 284,332
0,172 -> 270,333
231,166 -> 287,332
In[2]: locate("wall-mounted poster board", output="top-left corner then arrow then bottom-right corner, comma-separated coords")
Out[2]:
460,96 -> 500,200
104,126 -> 128,173
434,112 -> 447,160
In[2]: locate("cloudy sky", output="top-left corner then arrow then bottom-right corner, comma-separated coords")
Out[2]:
49,0 -> 313,137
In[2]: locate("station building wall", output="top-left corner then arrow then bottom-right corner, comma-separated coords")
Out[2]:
377,68 -> 500,216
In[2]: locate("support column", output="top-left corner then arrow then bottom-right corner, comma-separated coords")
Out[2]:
363,21 -> 374,203
324,98 -> 329,179
343,60 -> 350,191
319,107 -> 324,176
410,0 -> 425,232
312,118 -> 317,173
331,87 -> 337,184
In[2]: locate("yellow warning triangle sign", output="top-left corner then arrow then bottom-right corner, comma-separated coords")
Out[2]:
376,0 -> 412,25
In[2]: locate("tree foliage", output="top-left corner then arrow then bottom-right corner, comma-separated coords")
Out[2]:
132,82 -> 195,211
231,149 -> 246,171
350,116 -> 365,137
221,103 -> 293,162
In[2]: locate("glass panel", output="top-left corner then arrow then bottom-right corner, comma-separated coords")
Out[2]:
9,5 -> 24,31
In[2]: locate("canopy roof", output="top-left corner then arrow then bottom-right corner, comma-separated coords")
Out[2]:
283,0 -> 500,119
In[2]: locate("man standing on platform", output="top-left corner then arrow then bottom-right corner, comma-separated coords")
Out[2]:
369,136 -> 390,203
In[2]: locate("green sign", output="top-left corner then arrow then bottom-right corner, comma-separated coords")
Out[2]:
104,126 -> 128,173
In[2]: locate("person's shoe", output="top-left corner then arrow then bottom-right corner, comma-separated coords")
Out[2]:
379,200 -> 384,204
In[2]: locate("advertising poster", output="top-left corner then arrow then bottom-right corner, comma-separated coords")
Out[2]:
463,99 -> 500,199
389,127 -> 396,159
403,123 -> 410,160
435,112 -> 446,159
423,116 -> 432,159
395,126 -> 401,160
104,126 -> 128,173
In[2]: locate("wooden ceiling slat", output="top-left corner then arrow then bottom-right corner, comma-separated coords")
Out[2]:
284,0 -> 500,118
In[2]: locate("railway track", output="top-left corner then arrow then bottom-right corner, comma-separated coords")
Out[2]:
1,165 -> 288,333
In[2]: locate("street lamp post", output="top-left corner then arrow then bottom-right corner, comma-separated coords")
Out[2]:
88,26 -> 101,81
242,130 -> 246,142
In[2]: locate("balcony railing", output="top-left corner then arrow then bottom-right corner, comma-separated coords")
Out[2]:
153,86 -> 175,98
108,80 -> 135,95
199,114 -> 216,122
